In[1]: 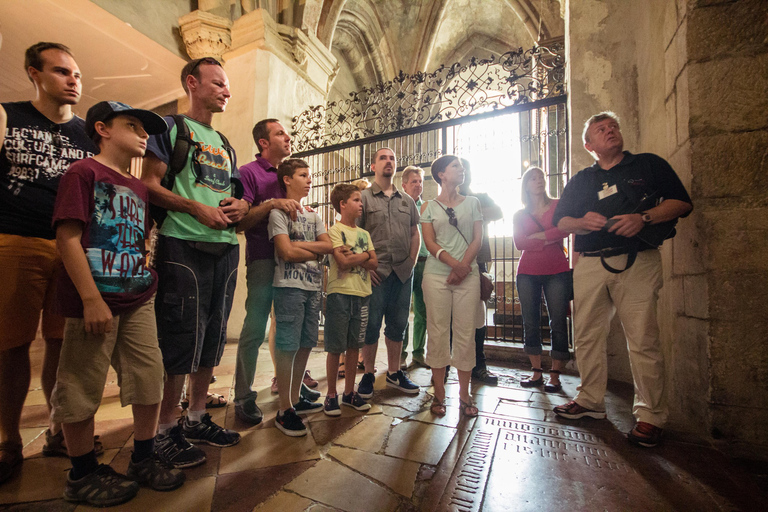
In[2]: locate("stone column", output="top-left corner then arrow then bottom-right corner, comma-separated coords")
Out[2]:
565,0 -> 639,385
178,8 -> 338,338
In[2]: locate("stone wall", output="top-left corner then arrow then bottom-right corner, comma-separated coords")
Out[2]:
683,0 -> 768,448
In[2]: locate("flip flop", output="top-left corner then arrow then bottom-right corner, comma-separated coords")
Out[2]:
205,392 -> 227,409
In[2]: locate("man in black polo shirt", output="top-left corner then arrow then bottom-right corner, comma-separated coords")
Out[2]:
551,111 -> 692,448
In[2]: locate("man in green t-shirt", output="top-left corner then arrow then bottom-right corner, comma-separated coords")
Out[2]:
142,57 -> 250,468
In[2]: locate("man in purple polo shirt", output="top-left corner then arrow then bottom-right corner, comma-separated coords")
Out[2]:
234,119 -> 302,424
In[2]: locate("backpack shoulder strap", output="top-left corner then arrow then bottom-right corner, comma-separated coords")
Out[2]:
164,114 -> 192,187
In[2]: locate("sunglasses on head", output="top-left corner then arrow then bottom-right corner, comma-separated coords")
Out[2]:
188,57 -> 222,78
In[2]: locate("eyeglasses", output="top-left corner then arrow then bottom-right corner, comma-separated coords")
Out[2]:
446,207 -> 458,227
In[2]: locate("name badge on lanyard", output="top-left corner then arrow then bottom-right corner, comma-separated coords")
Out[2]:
598,182 -> 618,200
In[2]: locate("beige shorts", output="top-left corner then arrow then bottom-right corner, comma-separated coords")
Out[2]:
0,233 -> 65,350
51,297 -> 164,424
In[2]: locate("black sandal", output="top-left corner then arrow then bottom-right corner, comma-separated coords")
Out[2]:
520,367 -> 544,388
544,369 -> 562,392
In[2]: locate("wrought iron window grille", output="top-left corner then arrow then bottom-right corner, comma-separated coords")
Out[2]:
292,43 -> 565,153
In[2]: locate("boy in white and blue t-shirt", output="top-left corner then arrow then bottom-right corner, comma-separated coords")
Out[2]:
268,159 -> 332,436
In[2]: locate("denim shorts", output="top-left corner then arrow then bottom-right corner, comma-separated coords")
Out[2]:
364,272 -> 413,345
324,293 -> 370,354
273,287 -> 321,351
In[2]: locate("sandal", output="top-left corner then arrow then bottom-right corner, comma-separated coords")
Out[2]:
205,392 -> 227,409
338,362 -> 346,379
544,370 -> 562,393
0,441 -> 23,484
520,368 -> 544,388
459,398 -> 479,417
430,398 -> 447,417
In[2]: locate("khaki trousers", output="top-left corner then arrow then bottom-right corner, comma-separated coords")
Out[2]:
572,249 -> 667,427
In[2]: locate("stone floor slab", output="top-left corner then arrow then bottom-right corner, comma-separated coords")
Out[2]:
432,415 -> 768,512
333,414 -> 393,454
212,461 -> 316,512
253,491 -> 313,511
308,416 -> 365,446
0,456 -> 71,504
328,445 -> 420,497
384,419 -> 457,465
494,400 -> 548,421
218,426 -> 320,474
285,459 -> 399,512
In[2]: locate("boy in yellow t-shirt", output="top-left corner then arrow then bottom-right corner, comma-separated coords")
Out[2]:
323,184 -> 378,415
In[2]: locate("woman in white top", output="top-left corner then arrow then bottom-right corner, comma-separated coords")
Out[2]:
421,155 -> 483,417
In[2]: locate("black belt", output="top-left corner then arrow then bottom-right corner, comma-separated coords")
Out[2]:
581,247 -> 631,258
580,245 -> 651,274
417,256 -> 428,262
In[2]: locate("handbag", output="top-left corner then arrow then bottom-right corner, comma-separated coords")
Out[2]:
480,272 -> 494,301
434,200 -> 493,301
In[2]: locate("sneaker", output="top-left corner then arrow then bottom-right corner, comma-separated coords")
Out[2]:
43,429 -> 104,457
154,425 -> 206,469
275,408 -> 307,437
627,421 -> 663,448
303,370 -> 319,388
182,414 -> 240,447
324,395 -> 341,416
235,401 -> 263,425
472,367 -> 499,386
271,377 -> 279,394
300,383 -> 321,402
63,464 -> 139,507
293,396 -> 324,415
342,392 -> 371,411
357,372 -> 375,399
553,400 -> 607,420
386,370 -> 420,394
400,353 -> 408,370
127,456 -> 185,491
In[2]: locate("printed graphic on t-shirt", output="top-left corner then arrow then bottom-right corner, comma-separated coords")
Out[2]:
189,129 -> 231,194
283,215 -> 322,285
340,229 -> 371,279
88,182 -> 152,293
3,125 -> 90,196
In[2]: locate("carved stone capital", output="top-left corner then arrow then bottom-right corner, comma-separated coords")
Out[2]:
228,9 -> 338,96
178,10 -> 233,61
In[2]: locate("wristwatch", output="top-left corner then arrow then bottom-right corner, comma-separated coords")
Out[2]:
641,212 -> 652,225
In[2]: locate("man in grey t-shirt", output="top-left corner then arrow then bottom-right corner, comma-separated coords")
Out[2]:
356,148 -> 421,399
